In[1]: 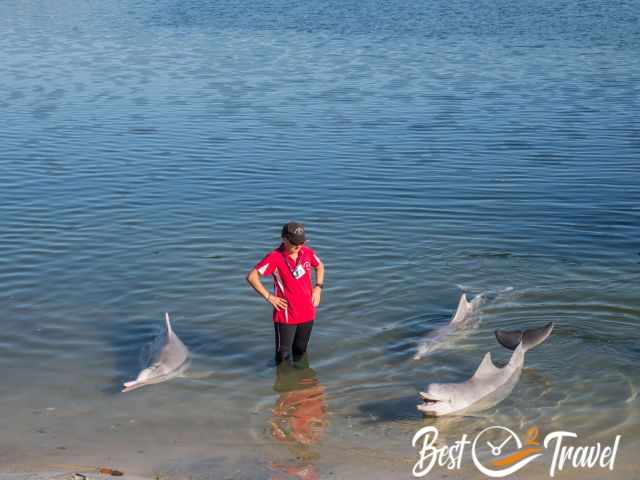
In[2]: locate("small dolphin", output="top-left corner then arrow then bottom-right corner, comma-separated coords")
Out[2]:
417,322 -> 553,416
122,313 -> 190,393
413,293 -> 484,360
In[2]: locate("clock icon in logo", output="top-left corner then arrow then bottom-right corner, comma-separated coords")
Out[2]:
472,426 -> 543,478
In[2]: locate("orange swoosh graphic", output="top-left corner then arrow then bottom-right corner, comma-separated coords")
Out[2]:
493,446 -> 544,468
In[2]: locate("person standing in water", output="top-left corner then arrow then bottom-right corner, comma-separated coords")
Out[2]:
247,222 -> 325,365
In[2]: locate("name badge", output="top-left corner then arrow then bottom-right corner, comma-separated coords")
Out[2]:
292,264 -> 306,279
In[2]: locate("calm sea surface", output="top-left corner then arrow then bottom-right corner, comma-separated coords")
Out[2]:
1,0 -> 639,478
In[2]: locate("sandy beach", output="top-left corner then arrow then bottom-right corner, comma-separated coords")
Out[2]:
2,426 -> 638,480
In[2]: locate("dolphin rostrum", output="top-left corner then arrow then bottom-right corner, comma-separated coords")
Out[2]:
122,313 -> 190,393
417,322 -> 553,416
414,293 -> 484,360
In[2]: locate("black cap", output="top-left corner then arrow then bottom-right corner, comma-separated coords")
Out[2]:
281,222 -> 306,245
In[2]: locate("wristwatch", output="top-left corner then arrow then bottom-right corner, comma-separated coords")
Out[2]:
315,283 -> 324,289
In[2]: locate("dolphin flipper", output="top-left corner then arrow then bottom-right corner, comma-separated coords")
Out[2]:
495,322 -> 553,352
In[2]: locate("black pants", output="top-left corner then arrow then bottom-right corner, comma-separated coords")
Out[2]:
274,321 -> 314,365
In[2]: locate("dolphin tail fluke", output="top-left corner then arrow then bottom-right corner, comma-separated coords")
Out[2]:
495,322 -> 553,352
521,322 -> 553,352
165,312 -> 173,334
494,329 -> 522,351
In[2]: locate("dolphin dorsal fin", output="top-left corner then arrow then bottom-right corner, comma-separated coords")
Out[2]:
472,352 -> 500,379
451,293 -> 471,324
165,312 -> 173,335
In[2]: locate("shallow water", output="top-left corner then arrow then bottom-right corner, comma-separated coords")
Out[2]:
1,0 -> 639,477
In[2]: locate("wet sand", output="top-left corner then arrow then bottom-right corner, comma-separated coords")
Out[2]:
3,431 -> 637,480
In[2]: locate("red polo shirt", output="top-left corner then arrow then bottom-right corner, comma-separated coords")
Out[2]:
255,244 -> 321,324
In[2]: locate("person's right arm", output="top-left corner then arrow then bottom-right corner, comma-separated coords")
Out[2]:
246,268 -> 288,311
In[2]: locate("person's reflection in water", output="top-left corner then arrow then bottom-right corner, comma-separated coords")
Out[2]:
270,355 -> 327,480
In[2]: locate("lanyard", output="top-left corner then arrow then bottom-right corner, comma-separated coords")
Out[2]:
280,247 -> 303,277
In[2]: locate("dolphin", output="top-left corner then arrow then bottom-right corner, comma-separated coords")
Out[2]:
122,313 -> 190,393
413,293 -> 484,360
417,322 -> 553,416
